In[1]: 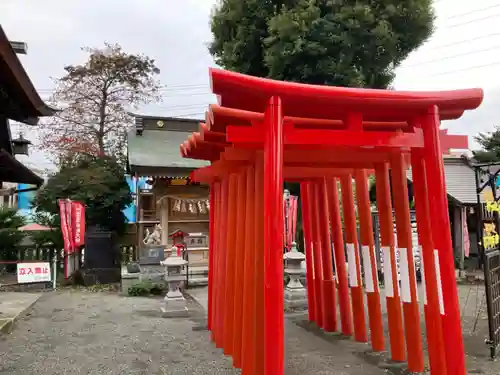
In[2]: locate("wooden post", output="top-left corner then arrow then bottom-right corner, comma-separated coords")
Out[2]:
242,165 -> 256,375
301,181 -> 317,323
340,175 -> 367,342
263,96 -> 285,375
255,157 -> 265,374
326,178 -> 353,336
422,106 -> 466,375
310,182 -> 324,328
233,171 -> 247,368
208,183 -> 216,332
411,149 -> 447,374
317,178 -> 337,332
391,152 -> 424,372
215,177 -> 229,349
224,173 -> 239,356
355,169 -> 385,351
374,163 -> 406,362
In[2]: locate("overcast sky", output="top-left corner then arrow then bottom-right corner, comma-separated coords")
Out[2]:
1,0 -> 499,171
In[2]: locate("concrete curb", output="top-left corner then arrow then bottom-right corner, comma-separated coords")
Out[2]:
0,294 -> 42,335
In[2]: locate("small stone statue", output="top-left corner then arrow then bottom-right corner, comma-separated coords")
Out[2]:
143,224 -> 163,245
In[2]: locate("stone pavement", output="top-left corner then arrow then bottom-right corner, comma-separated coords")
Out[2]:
0,292 -> 41,334
0,284 -> 498,374
186,286 -> 208,311
187,284 -> 500,375
0,290 -> 392,375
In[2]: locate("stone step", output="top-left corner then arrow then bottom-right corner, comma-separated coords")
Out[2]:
187,270 -> 209,276
187,277 -> 208,287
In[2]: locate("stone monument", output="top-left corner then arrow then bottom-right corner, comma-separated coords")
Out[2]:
161,246 -> 189,317
283,242 -> 307,308
139,224 -> 165,283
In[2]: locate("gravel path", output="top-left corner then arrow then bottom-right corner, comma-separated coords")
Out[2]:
0,291 -> 391,375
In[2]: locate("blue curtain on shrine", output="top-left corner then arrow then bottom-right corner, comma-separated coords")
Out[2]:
123,175 -> 137,223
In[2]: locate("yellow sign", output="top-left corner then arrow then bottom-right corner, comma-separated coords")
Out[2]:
170,179 -> 188,186
484,222 -> 500,249
485,201 -> 500,213
482,191 -> 500,248
483,191 -> 500,213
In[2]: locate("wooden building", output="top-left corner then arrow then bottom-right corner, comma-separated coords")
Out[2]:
127,115 -> 210,266
0,25 -> 55,189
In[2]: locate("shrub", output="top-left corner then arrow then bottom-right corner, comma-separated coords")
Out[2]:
0,207 -> 26,271
128,280 -> 165,296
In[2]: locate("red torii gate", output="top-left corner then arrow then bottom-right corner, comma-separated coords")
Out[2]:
180,68 -> 483,375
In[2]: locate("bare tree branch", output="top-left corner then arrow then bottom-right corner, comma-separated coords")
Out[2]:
38,43 -> 162,167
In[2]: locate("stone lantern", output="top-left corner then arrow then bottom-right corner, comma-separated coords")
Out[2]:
160,246 -> 188,317
283,242 -> 307,308
12,133 -> 31,155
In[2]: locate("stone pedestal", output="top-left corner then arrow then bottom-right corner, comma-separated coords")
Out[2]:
139,246 -> 166,283
161,247 -> 189,318
121,271 -> 140,295
283,242 -> 307,308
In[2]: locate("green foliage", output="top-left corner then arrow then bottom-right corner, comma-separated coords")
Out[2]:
210,0 -> 435,88
473,128 -> 500,163
32,154 -> 132,234
128,280 -> 165,296
0,207 -> 26,264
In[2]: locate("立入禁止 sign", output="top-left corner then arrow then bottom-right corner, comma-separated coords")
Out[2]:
17,262 -> 51,283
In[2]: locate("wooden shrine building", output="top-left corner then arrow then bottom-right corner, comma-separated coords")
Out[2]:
0,25 -> 55,188
127,115 -> 210,265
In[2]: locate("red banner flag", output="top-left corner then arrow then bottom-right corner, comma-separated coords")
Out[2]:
58,199 -> 72,254
283,194 -> 298,251
71,201 -> 86,247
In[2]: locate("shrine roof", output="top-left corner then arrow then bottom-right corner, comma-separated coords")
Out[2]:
209,68 -> 483,121
0,149 -> 43,185
0,26 -> 57,124
127,129 -> 209,173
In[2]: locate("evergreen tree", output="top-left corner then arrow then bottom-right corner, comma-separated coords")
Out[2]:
210,0 -> 435,88
474,128 -> 500,163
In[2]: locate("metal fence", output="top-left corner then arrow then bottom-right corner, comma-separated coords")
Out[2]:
484,250 -> 500,358
0,246 -> 59,290
0,244 -> 138,289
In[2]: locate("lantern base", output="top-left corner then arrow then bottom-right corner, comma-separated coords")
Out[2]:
161,297 -> 189,318
284,287 -> 308,309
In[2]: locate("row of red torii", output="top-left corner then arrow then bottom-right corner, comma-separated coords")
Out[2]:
180,68 -> 483,375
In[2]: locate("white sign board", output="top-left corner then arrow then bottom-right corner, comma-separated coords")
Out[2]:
17,262 -> 51,284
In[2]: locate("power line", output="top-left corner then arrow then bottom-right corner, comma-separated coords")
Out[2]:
424,32 -> 500,51
155,104 -> 208,110
157,112 -> 205,118
428,60 -> 500,77
446,12 -> 500,29
402,44 -> 500,68
445,4 -> 500,21
39,91 -> 214,104
36,83 -> 210,94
